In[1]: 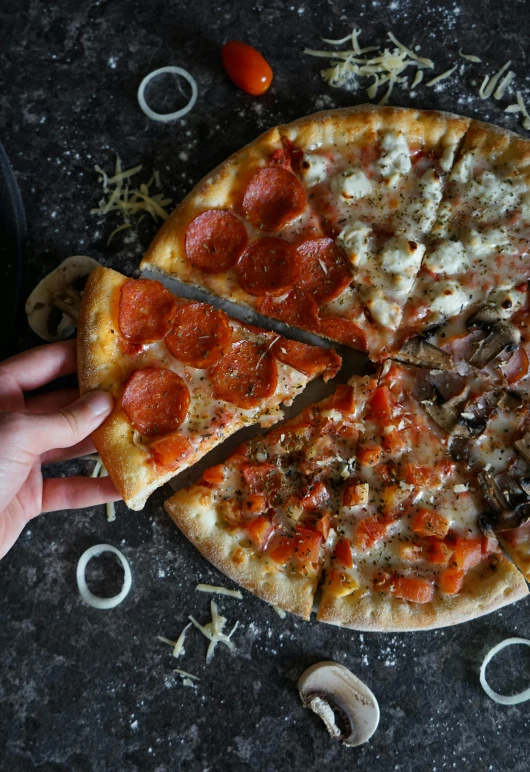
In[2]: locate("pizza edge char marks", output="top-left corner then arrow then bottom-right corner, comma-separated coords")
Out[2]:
165,361 -> 529,629
77,267 -> 341,510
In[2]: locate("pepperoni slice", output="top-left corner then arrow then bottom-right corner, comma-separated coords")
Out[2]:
236,237 -> 301,296
258,288 -> 320,332
185,210 -> 248,273
296,238 -> 352,305
122,368 -> 190,436
209,340 -> 278,409
318,317 -> 368,351
119,279 -> 176,344
270,337 -> 341,382
242,167 -> 307,231
165,303 -> 232,368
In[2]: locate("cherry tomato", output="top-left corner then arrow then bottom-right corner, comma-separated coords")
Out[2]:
221,41 -> 273,96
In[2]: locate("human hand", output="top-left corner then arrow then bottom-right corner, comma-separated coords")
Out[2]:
0,340 -> 120,560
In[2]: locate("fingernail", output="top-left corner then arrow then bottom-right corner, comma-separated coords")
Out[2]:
85,390 -> 113,416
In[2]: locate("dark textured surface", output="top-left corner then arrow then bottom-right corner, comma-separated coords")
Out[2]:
2,1 -> 530,770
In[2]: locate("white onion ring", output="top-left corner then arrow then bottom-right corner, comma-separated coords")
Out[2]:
76,544 -> 132,609
137,66 -> 198,123
480,637 -> 530,705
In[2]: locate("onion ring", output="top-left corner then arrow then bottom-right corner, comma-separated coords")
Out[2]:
76,544 -> 132,609
480,637 -> 530,705
137,66 -> 198,123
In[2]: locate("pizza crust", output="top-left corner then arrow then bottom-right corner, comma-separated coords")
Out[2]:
316,555 -> 528,632
165,486 -> 319,619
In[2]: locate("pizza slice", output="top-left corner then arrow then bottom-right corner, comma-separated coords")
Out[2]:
316,362 -> 527,631
140,106 -> 469,361
165,377 -> 376,618
397,120 -> 530,349
165,362 -> 527,628
77,266 -> 341,510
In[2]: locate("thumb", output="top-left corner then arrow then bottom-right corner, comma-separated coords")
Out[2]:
20,390 -> 114,457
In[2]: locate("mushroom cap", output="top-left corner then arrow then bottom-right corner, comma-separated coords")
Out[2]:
25,256 -> 100,341
395,336 -> 451,370
298,660 -> 380,747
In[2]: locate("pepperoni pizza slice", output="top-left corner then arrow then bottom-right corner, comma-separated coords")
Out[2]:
140,106 -> 469,360
165,362 -> 527,628
77,267 -> 340,510
396,120 -> 530,350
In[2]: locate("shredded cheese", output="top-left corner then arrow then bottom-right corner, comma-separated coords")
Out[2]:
92,156 -> 173,242
493,70 -> 515,100
305,27 -> 435,104
478,61 -> 512,100
459,51 -> 481,63
425,66 -> 457,88
189,600 -> 239,664
505,92 -> 530,130
273,605 -> 287,619
174,668 -> 200,680
158,621 -> 192,658
195,583 -> 243,599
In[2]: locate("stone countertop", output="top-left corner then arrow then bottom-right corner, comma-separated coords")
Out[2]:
2,1 -> 530,770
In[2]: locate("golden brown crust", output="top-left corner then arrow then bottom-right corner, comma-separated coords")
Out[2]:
457,118 -> 530,181
500,531 -> 530,583
78,266 -> 185,509
165,486 -> 318,619
316,555 -> 528,632
280,104 -> 470,156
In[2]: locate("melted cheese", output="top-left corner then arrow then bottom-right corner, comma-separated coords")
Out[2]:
429,281 -> 471,317
337,221 -> 371,267
365,291 -> 402,329
464,227 -> 516,258
423,240 -> 469,274
379,132 -> 412,183
380,237 -> 425,278
333,169 -> 373,200
301,153 -> 328,186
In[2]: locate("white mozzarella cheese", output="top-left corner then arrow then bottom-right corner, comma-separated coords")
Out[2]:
440,142 -> 457,172
487,286 -> 527,318
423,240 -> 468,274
463,227 -> 516,258
429,281 -> 471,316
418,168 -> 444,231
380,236 -> 425,277
337,221 -> 371,267
379,132 -> 412,183
333,169 -> 373,201
301,153 -> 328,186
365,291 -> 402,329
450,151 -> 475,183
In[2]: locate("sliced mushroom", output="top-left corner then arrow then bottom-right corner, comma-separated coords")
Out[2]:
298,661 -> 379,747
469,320 -> 521,368
467,304 -> 501,330
478,469 -> 530,531
497,390 -> 523,412
515,433 -> 530,466
25,256 -> 100,341
395,336 -> 451,370
519,478 -> 530,497
421,386 -> 486,438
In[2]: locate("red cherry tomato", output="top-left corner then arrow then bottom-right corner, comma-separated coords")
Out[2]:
221,41 -> 273,96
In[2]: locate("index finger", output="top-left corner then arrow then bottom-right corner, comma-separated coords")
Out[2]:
0,340 -> 77,395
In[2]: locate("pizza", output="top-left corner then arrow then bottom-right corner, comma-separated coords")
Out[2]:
165,362 -> 527,631
79,104 -> 530,630
77,266 -> 340,510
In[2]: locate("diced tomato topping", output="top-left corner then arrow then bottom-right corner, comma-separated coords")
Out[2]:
334,537 -> 353,568
404,463 -> 442,489
242,464 -> 282,495
301,481 -> 330,511
424,538 -> 453,564
357,444 -> 382,467
269,535 -> 296,564
391,576 -> 434,604
439,566 -> 465,595
380,484 -> 409,517
246,516 -> 273,550
332,384 -> 356,414
411,508 -> 450,540
150,435 -> 193,468
243,494 -> 268,514
372,570 -> 393,590
293,527 -> 322,565
201,464 -> 226,486
453,536 -> 483,570
337,423 -> 359,441
355,516 -> 388,550
325,569 -> 358,598
343,480 -> 368,507
382,428 -> 408,453
367,386 -> 394,421
312,513 -> 332,540
501,346 -> 529,384
227,443 -> 249,464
